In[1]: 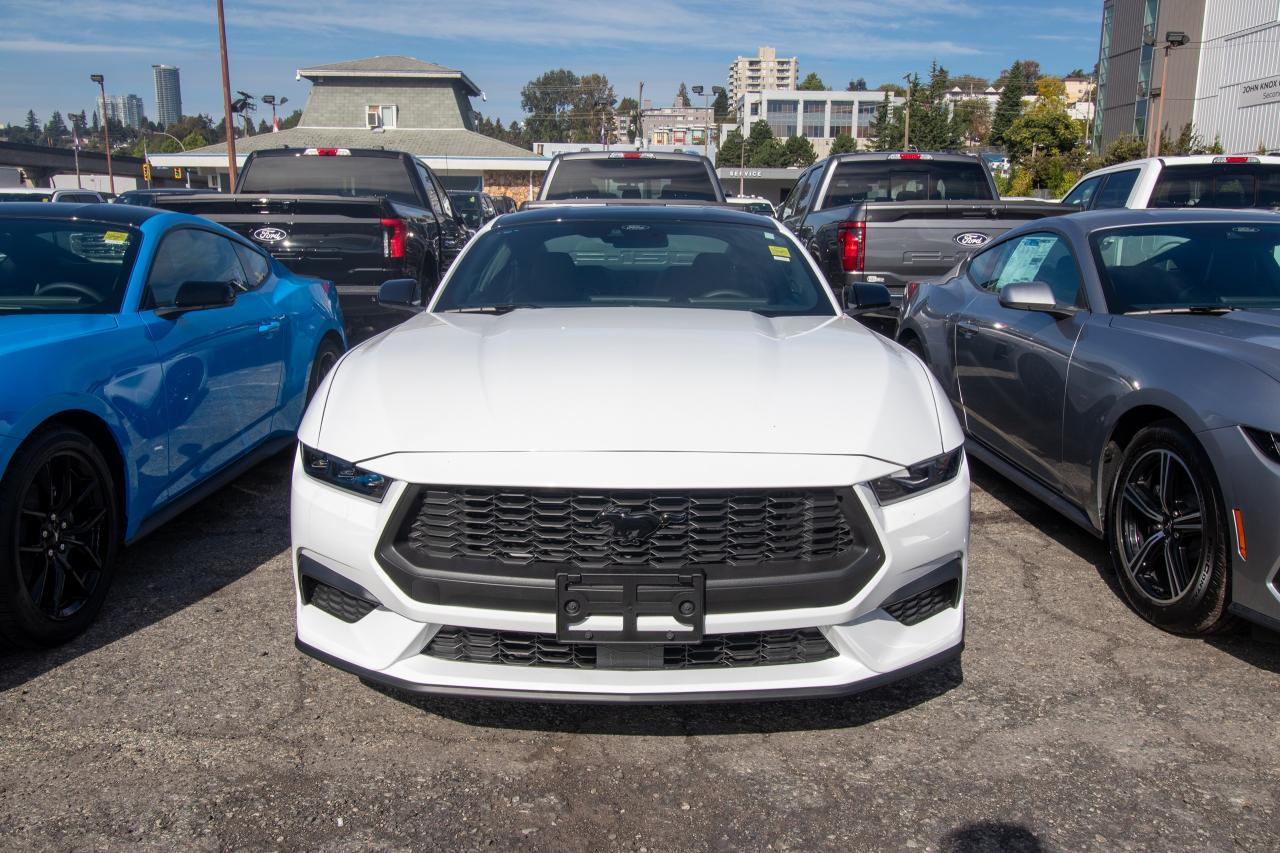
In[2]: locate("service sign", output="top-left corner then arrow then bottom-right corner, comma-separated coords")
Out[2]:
1239,75 -> 1280,109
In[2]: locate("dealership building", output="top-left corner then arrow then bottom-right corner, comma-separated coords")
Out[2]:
736,89 -> 904,155
1093,0 -> 1280,154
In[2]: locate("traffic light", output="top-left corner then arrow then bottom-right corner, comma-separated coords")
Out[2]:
142,163 -> 152,181
172,167 -> 183,180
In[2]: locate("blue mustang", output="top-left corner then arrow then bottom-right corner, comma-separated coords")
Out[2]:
0,203 -> 345,647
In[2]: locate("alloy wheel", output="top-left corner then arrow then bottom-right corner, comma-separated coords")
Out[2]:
1116,448 -> 1205,605
14,449 -> 111,620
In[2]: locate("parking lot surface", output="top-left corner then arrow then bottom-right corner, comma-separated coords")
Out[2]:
1,452 -> 1277,851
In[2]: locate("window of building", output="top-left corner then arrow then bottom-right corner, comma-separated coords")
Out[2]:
749,102 -> 759,117
366,105 -> 397,129
1093,4 -> 1114,152
767,100 -> 798,138
829,102 -> 854,137
803,101 -> 826,138
856,102 -> 877,139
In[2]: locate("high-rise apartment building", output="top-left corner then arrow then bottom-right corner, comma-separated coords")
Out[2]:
98,93 -> 146,130
728,47 -> 798,104
152,64 -> 182,127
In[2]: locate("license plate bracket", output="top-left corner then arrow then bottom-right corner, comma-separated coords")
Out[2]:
556,572 -> 704,643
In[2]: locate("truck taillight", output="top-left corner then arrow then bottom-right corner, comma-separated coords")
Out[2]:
1213,155 -> 1256,164
837,221 -> 866,273
303,147 -> 350,156
904,280 -> 921,305
381,218 -> 406,259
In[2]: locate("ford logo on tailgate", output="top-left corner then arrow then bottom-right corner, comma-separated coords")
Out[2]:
954,232 -> 990,247
252,226 -> 287,243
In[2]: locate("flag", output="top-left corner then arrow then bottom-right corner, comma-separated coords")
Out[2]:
273,114 -> 280,133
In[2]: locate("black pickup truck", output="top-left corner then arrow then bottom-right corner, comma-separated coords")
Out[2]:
780,152 -> 1073,328
155,147 -> 469,341
531,151 -> 726,205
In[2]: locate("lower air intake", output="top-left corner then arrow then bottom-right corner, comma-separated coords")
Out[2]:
424,627 -> 837,670
884,580 -> 959,626
307,580 -> 376,623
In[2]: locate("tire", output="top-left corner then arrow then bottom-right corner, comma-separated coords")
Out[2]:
306,338 -> 344,405
1106,421 -> 1235,635
0,426 -> 120,648
900,334 -> 926,363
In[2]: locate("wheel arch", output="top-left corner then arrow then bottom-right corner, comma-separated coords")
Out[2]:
22,409 -> 129,536
1095,402 -> 1206,529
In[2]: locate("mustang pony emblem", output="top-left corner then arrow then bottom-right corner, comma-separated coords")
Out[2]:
595,509 -> 687,543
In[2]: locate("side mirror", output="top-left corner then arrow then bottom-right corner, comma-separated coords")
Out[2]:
377,278 -> 421,313
998,280 -> 1068,315
155,280 -> 236,318
843,282 -> 892,313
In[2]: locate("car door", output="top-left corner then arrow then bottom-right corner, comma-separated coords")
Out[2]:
418,164 -> 467,270
139,227 -> 287,499
953,230 -> 1090,489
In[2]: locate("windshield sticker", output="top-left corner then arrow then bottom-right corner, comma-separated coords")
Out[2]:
102,231 -> 129,244
764,232 -> 776,240
768,244 -> 791,262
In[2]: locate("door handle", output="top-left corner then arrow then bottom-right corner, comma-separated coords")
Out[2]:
257,319 -> 282,336
957,322 -> 980,338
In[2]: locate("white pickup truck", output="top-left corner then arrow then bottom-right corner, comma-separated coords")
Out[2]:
1061,154 -> 1280,210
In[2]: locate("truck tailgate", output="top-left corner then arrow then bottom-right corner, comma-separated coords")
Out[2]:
153,194 -> 392,287
862,200 -> 1072,288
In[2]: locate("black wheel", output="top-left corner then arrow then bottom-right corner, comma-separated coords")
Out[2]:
1106,422 -> 1234,635
0,426 -> 119,648
306,338 -> 344,404
900,334 -> 926,363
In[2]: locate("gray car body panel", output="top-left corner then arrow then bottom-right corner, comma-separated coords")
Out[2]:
899,207 -> 1280,627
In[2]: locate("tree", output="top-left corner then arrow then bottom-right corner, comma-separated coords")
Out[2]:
870,91 -> 902,150
715,127 -> 746,168
281,109 -> 303,130
567,73 -> 615,143
996,59 -> 1040,94
24,110 -> 39,133
1066,68 -> 1086,79
43,111 -> 68,144
712,89 -> 731,123
876,83 -> 906,97
521,68 -> 580,142
990,61 -> 1026,147
1002,78 -> 1079,159
847,78 -> 868,92
782,135 -> 817,167
829,133 -> 858,154
181,130 -> 208,149
1159,123 -> 1223,156
798,72 -> 827,91
909,62 -> 960,150
744,119 -> 783,167
677,82 -> 691,107
951,98 -> 991,147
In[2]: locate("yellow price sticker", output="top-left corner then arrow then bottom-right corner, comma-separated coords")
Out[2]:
768,244 -> 791,261
102,231 -> 129,244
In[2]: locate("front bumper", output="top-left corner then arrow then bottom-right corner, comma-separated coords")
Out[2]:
291,449 -> 969,702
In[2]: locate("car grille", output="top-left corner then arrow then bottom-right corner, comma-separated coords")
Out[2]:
424,626 -> 837,670
399,487 -> 856,569
883,580 -> 959,626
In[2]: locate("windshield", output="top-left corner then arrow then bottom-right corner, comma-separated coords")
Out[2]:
543,158 -> 719,201
0,219 -> 141,314
822,160 -> 992,207
236,155 -> 422,205
1149,164 -> 1280,210
0,192 -> 54,203
433,219 -> 834,317
1091,222 -> 1280,313
449,193 -> 484,228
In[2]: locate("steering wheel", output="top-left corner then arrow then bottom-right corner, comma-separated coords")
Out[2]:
35,281 -> 99,300
700,289 -> 752,299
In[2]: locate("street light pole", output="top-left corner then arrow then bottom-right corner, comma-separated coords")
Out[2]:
89,74 -> 115,194
216,0 -> 238,189
1152,30 -> 1189,156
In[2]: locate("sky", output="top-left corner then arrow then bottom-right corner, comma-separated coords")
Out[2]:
0,0 -> 1101,130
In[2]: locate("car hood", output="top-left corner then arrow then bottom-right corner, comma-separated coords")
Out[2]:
1113,311 -> 1280,382
312,307 -> 947,464
0,314 -> 119,358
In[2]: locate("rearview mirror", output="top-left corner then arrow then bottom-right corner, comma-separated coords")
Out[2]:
998,281 -> 1066,314
155,280 -> 236,318
377,278 -> 421,313
843,282 -> 892,313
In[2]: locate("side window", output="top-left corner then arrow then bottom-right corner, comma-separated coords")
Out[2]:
417,164 -> 444,217
431,174 -> 456,218
779,169 -> 813,221
991,232 -> 1083,306
1092,169 -> 1140,209
967,243 -> 1008,291
233,243 -> 272,290
1062,176 -> 1103,208
145,229 -> 245,309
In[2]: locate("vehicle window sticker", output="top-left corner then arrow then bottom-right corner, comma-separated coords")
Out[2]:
998,236 -> 1056,288
768,245 -> 791,262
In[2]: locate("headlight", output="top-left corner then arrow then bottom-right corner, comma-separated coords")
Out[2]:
868,447 -> 964,505
301,445 -> 391,501
1242,427 -> 1280,464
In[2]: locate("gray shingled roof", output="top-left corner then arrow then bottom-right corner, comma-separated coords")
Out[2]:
299,55 -> 457,75
191,126 -> 538,159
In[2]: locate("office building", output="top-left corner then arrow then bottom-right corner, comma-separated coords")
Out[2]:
1092,0 -> 1279,154
728,47 -> 798,104
98,93 -> 145,130
152,64 -> 183,127
737,89 -> 903,154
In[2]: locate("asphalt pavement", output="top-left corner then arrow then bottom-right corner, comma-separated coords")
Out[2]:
2,451 -> 1277,851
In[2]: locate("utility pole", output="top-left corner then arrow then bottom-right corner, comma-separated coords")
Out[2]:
1152,30 -> 1190,156
217,0 -> 238,189
636,81 -> 644,148
902,73 -> 912,150
89,74 -> 115,194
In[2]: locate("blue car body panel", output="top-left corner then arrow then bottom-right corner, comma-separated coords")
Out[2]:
0,205 -> 345,541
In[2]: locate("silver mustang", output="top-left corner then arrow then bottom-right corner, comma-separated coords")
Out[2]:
898,208 -> 1280,635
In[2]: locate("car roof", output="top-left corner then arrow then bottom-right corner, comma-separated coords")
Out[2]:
550,151 -> 712,162
1020,207 -> 1280,241
247,146 -> 408,160
1080,154 -> 1280,179
0,201 -> 160,226
493,203 -> 775,229
826,151 -> 982,164
0,186 -> 87,195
